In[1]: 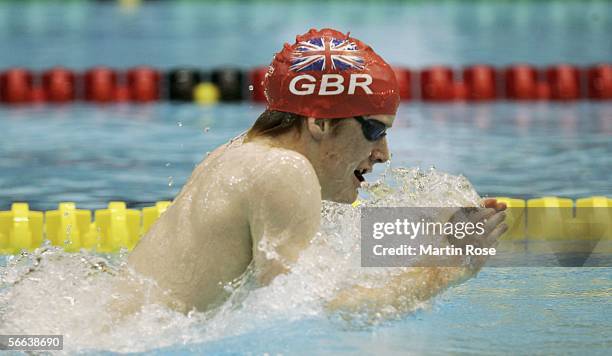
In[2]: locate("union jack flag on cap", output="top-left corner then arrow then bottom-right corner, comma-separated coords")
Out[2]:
290,37 -> 365,72
264,28 -> 399,119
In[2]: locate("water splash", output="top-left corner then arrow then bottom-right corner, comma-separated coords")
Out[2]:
0,167 -> 481,353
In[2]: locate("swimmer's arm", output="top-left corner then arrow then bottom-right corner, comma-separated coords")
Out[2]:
326,266 -> 473,318
248,156 -> 322,285
327,201 -> 508,318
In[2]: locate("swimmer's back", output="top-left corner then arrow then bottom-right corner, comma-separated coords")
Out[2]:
125,140 -> 319,312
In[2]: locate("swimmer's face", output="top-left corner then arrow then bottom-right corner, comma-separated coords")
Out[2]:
307,114 -> 394,203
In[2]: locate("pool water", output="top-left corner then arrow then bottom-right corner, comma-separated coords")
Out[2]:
1,1 -> 611,355
0,1 -> 610,68
147,268 -> 612,355
1,102 -> 610,209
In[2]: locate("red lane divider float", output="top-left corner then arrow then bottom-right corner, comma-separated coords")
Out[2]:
464,65 -> 497,101
84,67 -> 117,103
0,68 -> 33,103
586,64 -> 612,99
127,66 -> 161,102
547,64 -> 581,101
43,68 -> 76,103
1,64 -> 611,105
420,66 -> 455,101
392,67 -> 412,101
505,65 -> 539,100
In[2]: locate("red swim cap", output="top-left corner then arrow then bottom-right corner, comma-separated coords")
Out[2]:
263,28 -> 400,119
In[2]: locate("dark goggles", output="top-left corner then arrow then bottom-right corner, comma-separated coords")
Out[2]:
354,116 -> 387,141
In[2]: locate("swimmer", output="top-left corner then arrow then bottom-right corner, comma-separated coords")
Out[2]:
110,28 -> 507,317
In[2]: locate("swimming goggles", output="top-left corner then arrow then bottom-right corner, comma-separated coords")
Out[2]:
354,116 -> 387,141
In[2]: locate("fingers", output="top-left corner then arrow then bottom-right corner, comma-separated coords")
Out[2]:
479,212 -> 507,247
450,207 -> 496,230
483,211 -> 506,233
482,198 -> 507,212
483,198 -> 497,209
484,221 -> 508,247
473,207 -> 496,222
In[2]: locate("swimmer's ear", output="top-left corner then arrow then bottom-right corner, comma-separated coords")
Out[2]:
305,117 -> 328,141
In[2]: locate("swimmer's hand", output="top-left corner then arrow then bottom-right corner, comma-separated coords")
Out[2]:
445,198 -> 508,272
326,199 -> 507,321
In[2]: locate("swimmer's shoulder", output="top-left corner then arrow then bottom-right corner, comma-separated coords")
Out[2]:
241,142 -> 321,234
239,142 -> 321,191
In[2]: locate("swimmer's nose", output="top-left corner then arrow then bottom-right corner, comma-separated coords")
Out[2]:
370,137 -> 390,164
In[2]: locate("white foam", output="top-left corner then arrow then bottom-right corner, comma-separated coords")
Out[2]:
0,167 -> 481,353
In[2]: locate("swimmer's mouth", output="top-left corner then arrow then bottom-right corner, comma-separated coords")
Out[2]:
354,169 -> 367,183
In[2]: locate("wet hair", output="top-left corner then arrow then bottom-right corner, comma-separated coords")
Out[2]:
245,110 -> 345,142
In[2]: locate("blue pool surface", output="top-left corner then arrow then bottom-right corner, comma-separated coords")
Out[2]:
1,102 -> 610,210
0,1 -> 611,68
1,1 -> 611,355
147,268 -> 612,356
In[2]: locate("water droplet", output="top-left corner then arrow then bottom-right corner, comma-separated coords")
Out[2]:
63,296 -> 76,306
165,162 -> 171,167
168,176 -> 174,187
204,127 -> 210,133
177,121 -> 183,127
248,85 -> 254,91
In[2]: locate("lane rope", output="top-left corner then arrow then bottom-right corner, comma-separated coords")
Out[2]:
1,197 -> 610,254
1,64 -> 611,105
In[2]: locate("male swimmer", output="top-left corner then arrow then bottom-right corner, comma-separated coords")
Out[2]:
111,28 -> 507,316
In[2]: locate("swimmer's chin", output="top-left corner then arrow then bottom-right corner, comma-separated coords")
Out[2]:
327,188 -> 360,204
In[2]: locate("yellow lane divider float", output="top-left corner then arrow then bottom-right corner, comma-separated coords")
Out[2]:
0,203 -> 43,255
0,197 -> 610,255
494,196 -> 611,242
497,196 -> 612,256
1,201 -> 171,255
46,202 -> 92,252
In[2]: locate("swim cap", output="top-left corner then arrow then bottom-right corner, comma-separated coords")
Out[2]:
263,28 -> 400,119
